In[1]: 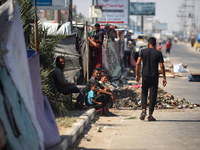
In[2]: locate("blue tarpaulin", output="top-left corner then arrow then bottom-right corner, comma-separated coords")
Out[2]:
197,32 -> 200,43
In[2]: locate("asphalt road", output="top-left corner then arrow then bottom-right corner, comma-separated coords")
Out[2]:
69,42 -> 200,150
164,42 -> 200,72
159,42 -> 200,104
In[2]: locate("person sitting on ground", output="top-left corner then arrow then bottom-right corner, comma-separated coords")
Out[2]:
99,72 -> 116,109
86,68 -> 115,115
87,83 -> 107,115
52,56 -> 86,109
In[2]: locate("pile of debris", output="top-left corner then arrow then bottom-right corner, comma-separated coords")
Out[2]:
114,85 -> 200,110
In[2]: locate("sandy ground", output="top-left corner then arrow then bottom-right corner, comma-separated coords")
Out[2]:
69,107 -> 200,150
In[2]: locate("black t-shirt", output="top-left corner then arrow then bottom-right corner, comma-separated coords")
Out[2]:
139,48 -> 164,77
97,30 -> 104,45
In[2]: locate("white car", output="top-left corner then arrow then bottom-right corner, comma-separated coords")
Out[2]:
135,41 -> 147,52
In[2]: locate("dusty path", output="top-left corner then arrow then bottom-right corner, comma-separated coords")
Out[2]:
70,108 -> 200,150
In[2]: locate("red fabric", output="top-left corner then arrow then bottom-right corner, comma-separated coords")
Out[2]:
89,43 -> 102,69
166,42 -> 170,49
158,45 -> 162,52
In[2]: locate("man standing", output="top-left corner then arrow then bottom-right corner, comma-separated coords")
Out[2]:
158,42 -> 162,52
94,23 -> 104,45
52,56 -> 86,109
166,41 -> 171,55
136,37 -> 167,121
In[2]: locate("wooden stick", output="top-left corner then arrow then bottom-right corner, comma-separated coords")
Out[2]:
85,21 -> 89,81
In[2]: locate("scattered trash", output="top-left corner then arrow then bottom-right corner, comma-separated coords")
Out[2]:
188,73 -> 200,82
113,85 -> 200,110
173,63 -> 188,74
131,84 -> 142,89
189,104 -> 193,109
124,116 -> 137,120
96,126 -> 102,132
177,105 -> 183,109
120,119 -> 125,122
86,138 -> 91,141
104,126 -> 113,129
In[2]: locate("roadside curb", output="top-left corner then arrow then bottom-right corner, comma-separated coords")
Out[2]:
47,108 -> 96,150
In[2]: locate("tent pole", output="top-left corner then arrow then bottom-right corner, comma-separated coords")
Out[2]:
85,21 -> 89,81
33,0 -> 39,53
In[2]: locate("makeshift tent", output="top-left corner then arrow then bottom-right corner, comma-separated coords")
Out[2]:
80,38 -> 87,84
0,62 -> 40,150
42,22 -> 59,35
28,50 -> 61,149
0,1 -> 43,149
57,22 -> 71,35
102,45 -> 109,69
72,26 -> 84,40
54,33 -> 82,84
106,39 -> 121,78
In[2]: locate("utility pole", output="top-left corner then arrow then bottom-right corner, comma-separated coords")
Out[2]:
92,0 -> 98,24
68,0 -> 73,30
141,15 -> 144,34
85,21 -> 89,81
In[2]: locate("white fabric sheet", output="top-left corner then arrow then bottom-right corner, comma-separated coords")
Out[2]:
57,22 -> 71,35
42,22 -> 59,35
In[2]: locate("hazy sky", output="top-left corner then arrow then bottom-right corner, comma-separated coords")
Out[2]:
73,0 -> 199,32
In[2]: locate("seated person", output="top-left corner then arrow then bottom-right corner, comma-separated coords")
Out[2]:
99,72 -> 116,109
86,68 -> 115,115
87,83 -> 107,115
52,56 -> 86,109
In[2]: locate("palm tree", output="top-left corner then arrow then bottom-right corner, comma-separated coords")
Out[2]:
18,0 -> 68,116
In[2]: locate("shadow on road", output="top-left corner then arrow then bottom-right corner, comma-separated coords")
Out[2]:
157,120 -> 200,122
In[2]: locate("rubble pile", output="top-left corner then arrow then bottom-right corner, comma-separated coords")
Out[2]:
156,88 -> 199,109
114,86 -> 140,110
114,84 -> 200,110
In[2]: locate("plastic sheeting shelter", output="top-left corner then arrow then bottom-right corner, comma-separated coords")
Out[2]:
27,50 -> 61,149
105,39 -> 121,78
42,22 -> 72,35
54,33 -> 82,84
0,1 -> 43,149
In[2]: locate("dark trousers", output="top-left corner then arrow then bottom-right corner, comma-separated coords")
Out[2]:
124,51 -> 131,67
89,94 -> 107,110
94,94 -> 107,106
141,76 -> 158,115
62,85 -> 86,104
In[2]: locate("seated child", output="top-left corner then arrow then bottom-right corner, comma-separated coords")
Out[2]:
87,83 -> 107,115
99,72 -> 116,109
